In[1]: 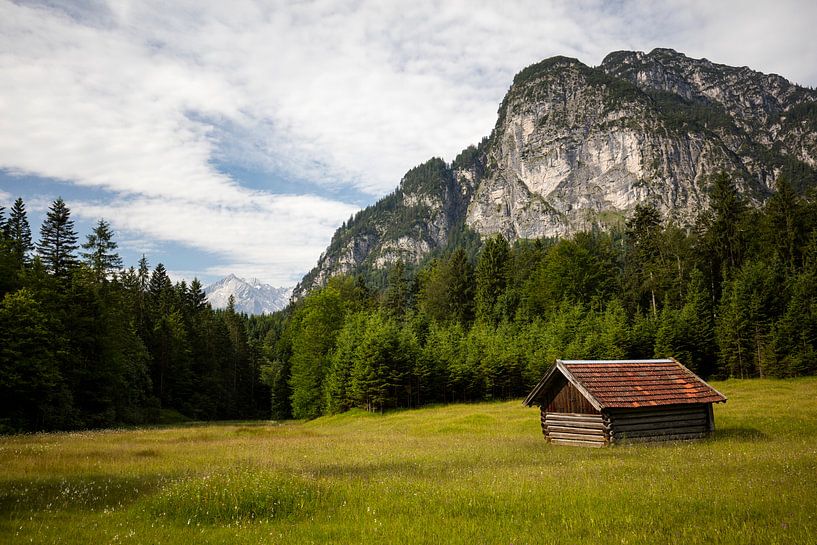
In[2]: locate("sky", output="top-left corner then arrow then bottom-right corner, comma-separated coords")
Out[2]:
2,0 -> 816,287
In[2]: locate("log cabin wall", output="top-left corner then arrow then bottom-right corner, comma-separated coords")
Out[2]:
607,404 -> 711,443
543,378 -> 600,414
540,409 -> 609,447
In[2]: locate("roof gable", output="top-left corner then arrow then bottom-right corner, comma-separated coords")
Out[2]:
524,358 -> 727,409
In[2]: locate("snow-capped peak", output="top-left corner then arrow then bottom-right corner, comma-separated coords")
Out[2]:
204,275 -> 292,315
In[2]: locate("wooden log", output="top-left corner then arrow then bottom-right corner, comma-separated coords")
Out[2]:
544,412 -> 603,423
550,438 -> 607,448
612,419 -> 708,431
544,418 -> 608,430
548,431 -> 607,441
611,418 -> 707,432
612,431 -> 709,443
546,425 -> 606,437
608,407 -> 706,419
609,414 -> 707,427
612,425 -> 709,439
611,421 -> 707,432
611,409 -> 706,420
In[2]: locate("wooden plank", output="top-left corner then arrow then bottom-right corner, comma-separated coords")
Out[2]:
608,406 -> 706,418
550,438 -> 606,448
613,418 -> 708,429
557,362 -> 604,412
545,419 -> 608,431
546,425 -> 606,437
544,413 -> 604,423
613,422 -> 709,434
612,431 -> 709,443
613,423 -> 707,435
610,412 -> 706,425
612,425 -> 709,438
549,431 -> 607,442
611,418 -> 706,428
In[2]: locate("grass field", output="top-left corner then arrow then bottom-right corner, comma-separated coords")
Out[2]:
2,378 -> 816,544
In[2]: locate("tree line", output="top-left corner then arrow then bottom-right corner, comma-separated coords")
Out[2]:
263,173 -> 817,419
3,172 -> 817,430
0,197 -> 269,432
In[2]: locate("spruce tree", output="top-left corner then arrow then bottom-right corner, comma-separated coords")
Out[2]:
383,260 -> 409,318
765,175 -> 802,272
707,172 -> 747,280
7,198 -> 33,268
81,219 -> 123,282
37,197 -> 78,277
137,255 -> 150,293
188,278 -> 208,311
475,234 -> 510,324
448,248 -> 474,324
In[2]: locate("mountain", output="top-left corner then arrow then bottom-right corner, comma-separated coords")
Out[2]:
295,48 -> 817,297
204,274 -> 292,315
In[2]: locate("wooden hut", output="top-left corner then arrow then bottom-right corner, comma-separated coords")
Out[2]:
523,359 -> 727,447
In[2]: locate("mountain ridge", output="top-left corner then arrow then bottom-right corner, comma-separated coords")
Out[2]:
205,274 -> 292,315
295,48 -> 817,298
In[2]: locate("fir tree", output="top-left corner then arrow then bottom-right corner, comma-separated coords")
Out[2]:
81,219 -> 123,282
707,172 -> 747,280
448,248 -> 474,324
188,278 -> 208,311
7,198 -> 33,268
475,235 -> 510,324
383,260 -> 409,318
37,197 -> 78,277
137,255 -> 150,293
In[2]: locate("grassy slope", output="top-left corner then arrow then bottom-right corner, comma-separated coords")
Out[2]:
1,378 -> 816,544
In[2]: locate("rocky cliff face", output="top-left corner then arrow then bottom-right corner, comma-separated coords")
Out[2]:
294,48 -> 817,298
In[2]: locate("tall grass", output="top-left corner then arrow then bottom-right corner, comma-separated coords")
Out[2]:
1,378 -> 816,544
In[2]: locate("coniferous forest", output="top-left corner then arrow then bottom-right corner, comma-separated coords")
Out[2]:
0,197 -> 270,432
2,172 -> 817,431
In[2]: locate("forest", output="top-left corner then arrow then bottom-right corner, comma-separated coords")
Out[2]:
2,171 -> 817,431
265,173 -> 817,419
0,197 -> 270,432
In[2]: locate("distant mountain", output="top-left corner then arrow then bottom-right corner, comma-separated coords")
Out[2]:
204,274 -> 292,315
294,48 -> 817,298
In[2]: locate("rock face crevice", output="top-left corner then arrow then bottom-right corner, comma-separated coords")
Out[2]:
294,48 -> 817,298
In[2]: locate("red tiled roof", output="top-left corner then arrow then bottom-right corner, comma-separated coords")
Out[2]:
523,359 -> 727,409
562,360 -> 726,408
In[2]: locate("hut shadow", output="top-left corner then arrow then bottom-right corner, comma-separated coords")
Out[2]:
714,427 -> 768,441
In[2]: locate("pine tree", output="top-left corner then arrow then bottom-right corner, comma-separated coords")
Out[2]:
323,311 -> 366,413
707,172 -> 747,280
188,278 -> 208,311
7,198 -> 33,268
37,197 -> 79,277
475,235 -> 510,324
288,287 -> 345,418
81,219 -> 123,282
765,175 -> 802,272
624,203 -> 664,316
148,263 -> 173,316
137,255 -> 150,293
0,289 -> 62,430
448,248 -> 474,324
383,260 -> 409,318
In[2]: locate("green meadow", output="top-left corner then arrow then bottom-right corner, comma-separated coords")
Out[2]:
2,378 -> 816,544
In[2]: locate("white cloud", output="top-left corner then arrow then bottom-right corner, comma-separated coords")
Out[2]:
71,193 -> 357,286
1,0 -> 815,283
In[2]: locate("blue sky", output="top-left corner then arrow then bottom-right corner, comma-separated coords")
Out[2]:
2,0 -> 816,287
